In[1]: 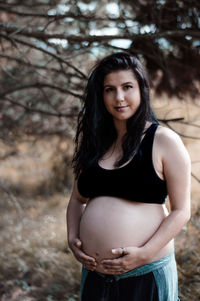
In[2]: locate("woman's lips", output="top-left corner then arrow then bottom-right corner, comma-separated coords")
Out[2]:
115,105 -> 129,111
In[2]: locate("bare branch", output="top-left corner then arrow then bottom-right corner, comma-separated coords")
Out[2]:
191,172 -> 200,183
178,120 -> 200,129
1,22 -> 200,42
0,5 -> 133,22
0,53 -> 83,78
2,96 -> 77,118
159,118 -> 184,123
0,2 -> 53,8
160,119 -> 200,140
0,32 -> 87,79
0,82 -> 82,99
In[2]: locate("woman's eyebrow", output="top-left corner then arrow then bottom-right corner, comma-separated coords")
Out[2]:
104,81 -> 134,88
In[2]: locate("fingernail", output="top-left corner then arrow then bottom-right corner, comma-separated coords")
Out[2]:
112,249 -> 116,254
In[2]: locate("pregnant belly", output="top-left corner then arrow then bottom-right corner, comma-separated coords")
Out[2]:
79,196 -> 173,272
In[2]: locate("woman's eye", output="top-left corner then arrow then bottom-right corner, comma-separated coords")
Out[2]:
124,85 -> 132,90
105,87 -> 113,92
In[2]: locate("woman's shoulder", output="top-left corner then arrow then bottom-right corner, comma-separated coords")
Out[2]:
156,124 -> 181,142
155,124 -> 191,165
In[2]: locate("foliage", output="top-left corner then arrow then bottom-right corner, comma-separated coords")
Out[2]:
123,0 -> 200,97
0,0 -> 199,137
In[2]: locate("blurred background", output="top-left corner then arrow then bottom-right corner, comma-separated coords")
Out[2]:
0,0 -> 199,300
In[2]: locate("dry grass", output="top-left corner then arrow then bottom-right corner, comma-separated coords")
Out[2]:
0,136 -> 81,301
0,190 -> 82,301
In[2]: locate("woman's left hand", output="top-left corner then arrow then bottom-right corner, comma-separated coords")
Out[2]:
101,246 -> 148,274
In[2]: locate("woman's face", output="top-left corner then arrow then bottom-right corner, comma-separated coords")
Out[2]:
103,70 -> 141,125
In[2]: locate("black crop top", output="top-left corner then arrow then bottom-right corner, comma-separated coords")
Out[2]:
77,123 -> 168,204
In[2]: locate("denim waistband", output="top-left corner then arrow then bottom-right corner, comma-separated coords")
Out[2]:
96,251 -> 175,281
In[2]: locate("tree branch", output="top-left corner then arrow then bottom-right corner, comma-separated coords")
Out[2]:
0,53 -> 83,78
1,22 -> 200,42
2,96 -> 77,118
191,172 -> 200,183
0,82 -> 82,99
160,119 -> 200,140
0,32 -> 87,79
0,5 -> 134,22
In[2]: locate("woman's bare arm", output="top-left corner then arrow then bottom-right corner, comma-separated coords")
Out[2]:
141,126 -> 191,258
67,179 -> 97,270
67,180 -> 86,242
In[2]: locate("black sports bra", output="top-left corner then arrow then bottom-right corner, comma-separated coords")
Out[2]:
77,123 -> 168,204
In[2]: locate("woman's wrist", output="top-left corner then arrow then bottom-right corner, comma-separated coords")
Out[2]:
68,236 -> 77,248
139,245 -> 153,264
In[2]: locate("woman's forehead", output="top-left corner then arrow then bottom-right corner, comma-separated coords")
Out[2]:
103,70 -> 137,85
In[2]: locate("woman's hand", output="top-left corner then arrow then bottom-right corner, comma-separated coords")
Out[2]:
69,238 -> 97,271
101,246 -> 148,274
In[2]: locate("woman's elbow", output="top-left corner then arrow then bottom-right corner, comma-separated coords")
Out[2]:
173,206 -> 191,226
182,207 -> 191,224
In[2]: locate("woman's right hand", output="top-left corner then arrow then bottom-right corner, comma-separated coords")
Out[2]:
69,238 -> 97,271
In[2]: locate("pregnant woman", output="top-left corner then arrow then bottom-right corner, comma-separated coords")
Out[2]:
67,52 -> 191,301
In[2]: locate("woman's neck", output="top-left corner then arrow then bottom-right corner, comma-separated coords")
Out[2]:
114,120 -> 151,142
113,120 -> 127,142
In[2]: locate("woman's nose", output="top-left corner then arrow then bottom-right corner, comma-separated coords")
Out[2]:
116,89 -> 124,102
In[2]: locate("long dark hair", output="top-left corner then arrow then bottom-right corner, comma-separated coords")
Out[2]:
73,52 -> 157,178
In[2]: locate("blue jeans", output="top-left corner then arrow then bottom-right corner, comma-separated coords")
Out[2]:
81,251 -> 180,300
